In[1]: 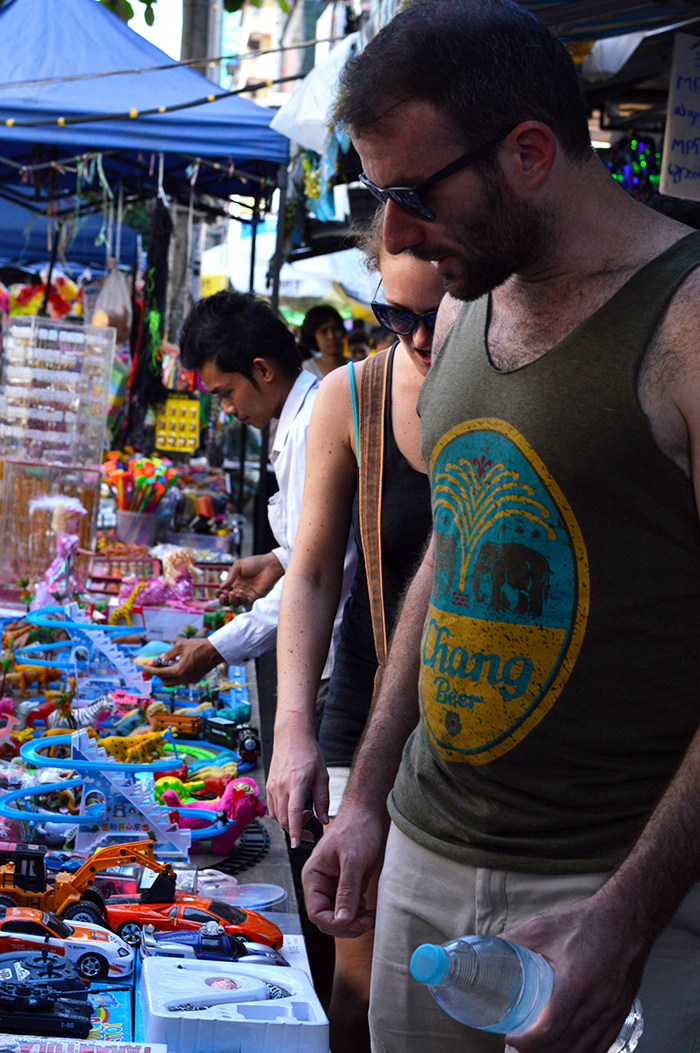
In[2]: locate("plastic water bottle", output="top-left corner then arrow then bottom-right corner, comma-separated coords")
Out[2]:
410,935 -> 643,1050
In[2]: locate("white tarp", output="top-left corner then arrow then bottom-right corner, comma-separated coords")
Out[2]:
270,33 -> 358,153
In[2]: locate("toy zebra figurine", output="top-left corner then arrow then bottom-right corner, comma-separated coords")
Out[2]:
47,694 -> 115,729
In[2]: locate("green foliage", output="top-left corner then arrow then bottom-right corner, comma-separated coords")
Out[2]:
99,0 -> 156,25
100,0 -> 135,20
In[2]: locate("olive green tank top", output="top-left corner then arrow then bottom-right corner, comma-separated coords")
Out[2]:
389,232 -> 700,874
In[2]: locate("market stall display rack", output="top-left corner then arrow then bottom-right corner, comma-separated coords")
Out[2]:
0,318 -> 115,466
0,318 -> 116,604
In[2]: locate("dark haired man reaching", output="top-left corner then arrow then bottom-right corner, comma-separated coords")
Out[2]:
301,1 -> 700,1051
148,290 -> 355,689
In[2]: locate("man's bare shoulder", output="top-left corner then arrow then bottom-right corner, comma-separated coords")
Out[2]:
645,263 -> 700,382
433,293 -> 463,354
640,264 -> 700,475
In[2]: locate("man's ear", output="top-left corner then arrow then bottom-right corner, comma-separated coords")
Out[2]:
252,357 -> 275,383
501,121 -> 556,192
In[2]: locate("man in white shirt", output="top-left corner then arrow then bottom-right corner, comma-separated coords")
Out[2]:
147,290 -> 356,689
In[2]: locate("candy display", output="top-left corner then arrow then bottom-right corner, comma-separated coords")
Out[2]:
154,395 -> 201,454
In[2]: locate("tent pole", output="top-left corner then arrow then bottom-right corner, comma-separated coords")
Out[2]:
248,190 -> 260,293
270,162 -> 288,314
39,219 -> 60,317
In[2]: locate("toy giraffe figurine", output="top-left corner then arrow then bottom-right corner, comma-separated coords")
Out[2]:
108,581 -> 146,626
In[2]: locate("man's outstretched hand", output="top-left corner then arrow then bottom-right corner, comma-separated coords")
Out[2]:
218,552 -> 284,607
503,892 -> 648,1053
302,801 -> 388,939
142,638 -> 222,686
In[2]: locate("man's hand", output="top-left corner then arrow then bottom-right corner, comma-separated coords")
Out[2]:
219,552 -> 284,607
302,800 -> 387,938
503,892 -> 648,1053
142,638 -> 222,686
267,727 -> 329,847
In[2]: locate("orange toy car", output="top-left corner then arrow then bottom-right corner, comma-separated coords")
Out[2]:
101,894 -> 283,951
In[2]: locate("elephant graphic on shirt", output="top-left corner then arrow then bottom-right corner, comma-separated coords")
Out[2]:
433,507 -> 458,599
472,540 -> 551,618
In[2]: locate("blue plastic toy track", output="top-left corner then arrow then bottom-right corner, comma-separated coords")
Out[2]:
0,737 -> 229,840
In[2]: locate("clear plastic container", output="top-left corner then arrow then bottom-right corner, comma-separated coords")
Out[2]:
410,934 -> 643,1050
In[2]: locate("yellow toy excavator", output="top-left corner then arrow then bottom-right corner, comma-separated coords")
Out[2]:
0,840 -> 176,924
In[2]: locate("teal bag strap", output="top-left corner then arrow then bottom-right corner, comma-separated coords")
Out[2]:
348,361 -> 360,464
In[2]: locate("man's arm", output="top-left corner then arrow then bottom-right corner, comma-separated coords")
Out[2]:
301,539 -> 433,936
146,575 -> 288,686
505,727 -> 700,1053
505,275 -> 700,1053
219,552 -> 284,607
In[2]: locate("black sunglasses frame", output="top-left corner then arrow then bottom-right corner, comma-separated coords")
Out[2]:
371,300 -> 438,336
359,123 -> 521,221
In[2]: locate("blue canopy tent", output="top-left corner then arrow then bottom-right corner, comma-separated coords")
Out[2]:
0,0 -> 289,204
0,186 -> 138,270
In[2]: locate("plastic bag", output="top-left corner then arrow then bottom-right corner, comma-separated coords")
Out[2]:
92,266 -> 132,344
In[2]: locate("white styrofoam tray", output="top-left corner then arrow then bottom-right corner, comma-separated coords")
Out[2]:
140,955 -> 329,1053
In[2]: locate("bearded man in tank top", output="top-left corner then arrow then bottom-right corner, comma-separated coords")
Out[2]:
301,2 -> 700,1052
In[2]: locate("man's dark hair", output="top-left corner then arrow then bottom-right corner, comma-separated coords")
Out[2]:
299,305 -> 345,354
179,289 -> 300,383
335,0 -> 591,164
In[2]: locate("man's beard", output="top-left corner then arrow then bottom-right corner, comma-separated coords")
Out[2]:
410,166 -> 553,302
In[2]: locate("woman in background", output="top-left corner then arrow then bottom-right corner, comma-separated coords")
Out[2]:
299,304 -> 347,378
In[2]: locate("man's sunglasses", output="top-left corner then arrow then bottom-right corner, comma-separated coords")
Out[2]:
372,300 -> 438,336
359,124 -> 520,221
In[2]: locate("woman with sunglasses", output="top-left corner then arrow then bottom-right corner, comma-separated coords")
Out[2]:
267,234 -> 444,1053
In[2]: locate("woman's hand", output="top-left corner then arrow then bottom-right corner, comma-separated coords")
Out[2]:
267,721 -> 330,847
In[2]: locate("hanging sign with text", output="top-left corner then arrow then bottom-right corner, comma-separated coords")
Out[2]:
661,32 -> 700,200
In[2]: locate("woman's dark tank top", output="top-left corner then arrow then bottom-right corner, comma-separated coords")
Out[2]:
319,346 -> 433,765
390,231 -> 700,873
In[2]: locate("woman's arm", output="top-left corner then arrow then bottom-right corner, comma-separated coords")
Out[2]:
268,365 -> 359,847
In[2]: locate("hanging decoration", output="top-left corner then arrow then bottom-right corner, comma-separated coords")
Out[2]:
605,134 -> 661,201
124,199 -> 171,447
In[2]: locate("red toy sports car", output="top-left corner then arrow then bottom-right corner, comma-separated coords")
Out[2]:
101,894 -> 283,950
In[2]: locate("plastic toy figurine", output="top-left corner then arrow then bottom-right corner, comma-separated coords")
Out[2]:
5,665 -> 64,700
29,498 -> 88,609
161,777 -> 265,855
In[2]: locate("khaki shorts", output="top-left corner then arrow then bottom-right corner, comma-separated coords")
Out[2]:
369,823 -> 700,1053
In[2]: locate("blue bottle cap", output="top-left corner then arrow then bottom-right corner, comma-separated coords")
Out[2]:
410,944 -> 449,985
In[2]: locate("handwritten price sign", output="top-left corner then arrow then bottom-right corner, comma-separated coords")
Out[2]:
661,32 -> 700,199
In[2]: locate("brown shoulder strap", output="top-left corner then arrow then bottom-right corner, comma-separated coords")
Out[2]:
358,348 -> 391,667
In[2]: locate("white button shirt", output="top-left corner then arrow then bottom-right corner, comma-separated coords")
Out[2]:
210,369 -> 357,678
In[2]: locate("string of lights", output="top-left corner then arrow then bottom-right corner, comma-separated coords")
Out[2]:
1,73 -> 304,130
0,36 -> 343,91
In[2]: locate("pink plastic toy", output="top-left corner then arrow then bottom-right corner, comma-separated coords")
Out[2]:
161,777 -> 265,855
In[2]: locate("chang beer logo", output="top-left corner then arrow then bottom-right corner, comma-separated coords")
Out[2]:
421,418 -> 589,764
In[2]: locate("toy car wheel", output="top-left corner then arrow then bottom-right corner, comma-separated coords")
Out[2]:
77,952 -> 108,980
63,901 -> 105,925
0,895 -> 17,909
117,922 -> 142,947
